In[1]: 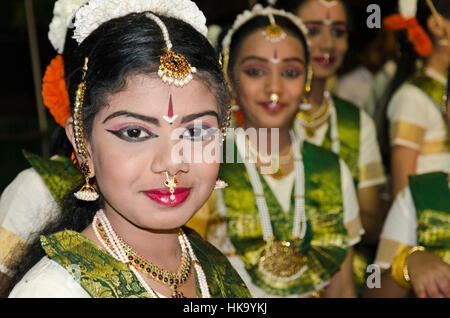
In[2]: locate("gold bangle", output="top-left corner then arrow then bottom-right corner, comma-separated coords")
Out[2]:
403,246 -> 426,283
391,246 -> 411,289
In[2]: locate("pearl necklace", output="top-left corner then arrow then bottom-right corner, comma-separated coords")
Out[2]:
92,210 -> 210,298
236,130 -> 307,241
295,90 -> 340,154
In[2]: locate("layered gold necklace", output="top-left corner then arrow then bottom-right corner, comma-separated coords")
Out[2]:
96,222 -> 192,298
296,91 -> 331,138
246,136 -> 294,180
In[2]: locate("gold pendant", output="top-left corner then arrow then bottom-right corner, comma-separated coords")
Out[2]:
158,50 -> 197,87
258,240 -> 306,281
269,166 -> 286,180
305,127 -> 316,138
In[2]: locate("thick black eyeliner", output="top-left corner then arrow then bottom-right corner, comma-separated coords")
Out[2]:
105,127 -> 157,143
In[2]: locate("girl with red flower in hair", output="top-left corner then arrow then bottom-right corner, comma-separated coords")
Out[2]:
375,0 -> 450,199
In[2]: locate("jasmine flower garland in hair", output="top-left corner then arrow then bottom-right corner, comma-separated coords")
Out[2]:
48,0 -> 89,53
73,0 -> 208,45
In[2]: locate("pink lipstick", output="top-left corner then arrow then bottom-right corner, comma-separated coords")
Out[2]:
143,188 -> 191,207
313,56 -> 336,67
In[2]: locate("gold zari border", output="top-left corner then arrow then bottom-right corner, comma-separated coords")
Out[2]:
0,227 -> 28,269
420,139 -> 450,155
390,121 -> 426,147
358,162 -> 386,183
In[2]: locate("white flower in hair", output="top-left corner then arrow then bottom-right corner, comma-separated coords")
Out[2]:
73,0 -> 208,45
399,0 -> 418,18
48,0 -> 89,53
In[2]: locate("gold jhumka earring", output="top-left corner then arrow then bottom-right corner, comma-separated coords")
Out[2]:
214,177 -> 228,190
73,57 -> 99,201
298,65 -> 313,111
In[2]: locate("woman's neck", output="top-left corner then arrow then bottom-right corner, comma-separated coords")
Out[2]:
309,77 -> 327,113
85,209 -> 182,271
426,48 -> 450,78
243,122 -> 292,155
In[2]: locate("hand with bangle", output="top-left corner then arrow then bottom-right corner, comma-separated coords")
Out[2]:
392,245 -> 450,298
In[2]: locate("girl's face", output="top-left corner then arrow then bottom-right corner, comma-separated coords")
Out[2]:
296,0 -> 349,79
75,74 -> 221,231
231,29 -> 307,129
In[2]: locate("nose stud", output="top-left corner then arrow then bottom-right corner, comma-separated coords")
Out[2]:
164,171 -> 178,201
270,93 -> 279,109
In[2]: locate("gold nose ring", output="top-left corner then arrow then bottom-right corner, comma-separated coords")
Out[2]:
270,93 -> 279,103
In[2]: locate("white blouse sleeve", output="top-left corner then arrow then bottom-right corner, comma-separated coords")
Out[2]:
9,257 -> 90,298
358,110 -> 387,188
374,186 -> 417,269
387,84 -> 430,150
0,168 -> 60,276
379,186 -> 417,245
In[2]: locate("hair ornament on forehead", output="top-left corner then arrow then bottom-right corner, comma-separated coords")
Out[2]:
146,12 -> 198,87
48,0 -> 90,54
263,13 -> 287,43
221,4 -> 309,57
72,0 -> 208,45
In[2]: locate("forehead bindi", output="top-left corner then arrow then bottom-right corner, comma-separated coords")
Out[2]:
297,0 -> 347,23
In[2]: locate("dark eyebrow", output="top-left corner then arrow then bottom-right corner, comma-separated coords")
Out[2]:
181,111 -> 219,124
240,56 -> 268,65
102,111 -> 160,126
282,57 -> 306,66
242,56 -> 305,66
304,21 -> 348,27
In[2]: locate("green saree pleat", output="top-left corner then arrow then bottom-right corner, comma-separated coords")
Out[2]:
408,74 -> 446,112
41,227 -> 251,298
314,96 -> 367,294
409,172 -> 450,264
220,141 -> 348,296
22,150 -> 83,209
322,95 -> 360,186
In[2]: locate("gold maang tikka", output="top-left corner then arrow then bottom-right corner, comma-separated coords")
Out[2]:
73,57 -> 99,201
145,13 -> 197,88
262,13 -> 286,43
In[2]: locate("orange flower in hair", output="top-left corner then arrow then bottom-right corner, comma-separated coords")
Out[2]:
234,109 -> 245,127
407,25 -> 433,57
42,55 -> 71,127
383,14 -> 432,58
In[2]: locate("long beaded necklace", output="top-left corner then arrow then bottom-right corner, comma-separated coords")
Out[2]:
92,210 -> 210,298
235,130 -> 308,282
295,90 -> 340,154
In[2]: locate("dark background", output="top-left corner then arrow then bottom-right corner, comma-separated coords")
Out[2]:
0,0 -> 395,191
